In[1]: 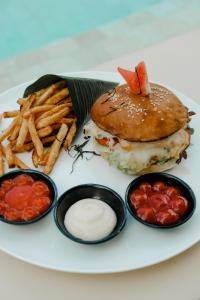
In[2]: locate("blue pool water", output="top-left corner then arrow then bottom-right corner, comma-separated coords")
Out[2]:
0,0 -> 161,60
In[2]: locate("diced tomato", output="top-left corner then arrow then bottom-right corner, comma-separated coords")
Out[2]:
129,190 -> 147,209
1,179 -> 15,192
14,174 -> 34,186
152,181 -> 166,192
148,193 -> 169,212
130,180 -> 189,226
30,196 -> 51,214
138,182 -> 152,193
156,209 -> 179,225
0,175 -> 52,222
5,185 -> 33,210
95,137 -> 109,147
22,207 -> 40,221
137,207 -> 157,223
32,181 -> 50,197
169,196 -> 188,216
165,186 -> 179,198
0,201 -> 9,215
0,188 -> 6,200
4,208 -> 22,221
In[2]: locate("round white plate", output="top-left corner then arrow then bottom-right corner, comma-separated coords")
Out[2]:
0,72 -> 199,274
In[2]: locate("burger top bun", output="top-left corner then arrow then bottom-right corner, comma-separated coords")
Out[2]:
91,83 -> 188,142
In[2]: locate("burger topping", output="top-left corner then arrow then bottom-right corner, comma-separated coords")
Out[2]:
84,120 -> 190,175
118,61 -> 151,96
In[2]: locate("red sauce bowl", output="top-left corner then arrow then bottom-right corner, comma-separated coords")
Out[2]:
0,170 -> 57,225
125,173 -> 196,229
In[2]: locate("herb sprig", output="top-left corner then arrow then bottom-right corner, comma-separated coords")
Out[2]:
68,139 -> 100,173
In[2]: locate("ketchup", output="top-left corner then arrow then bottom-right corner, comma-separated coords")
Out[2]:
0,174 -> 51,222
129,181 -> 189,225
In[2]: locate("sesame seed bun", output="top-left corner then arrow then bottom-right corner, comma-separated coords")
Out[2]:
91,83 -> 188,142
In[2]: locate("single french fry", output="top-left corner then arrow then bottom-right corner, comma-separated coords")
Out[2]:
14,155 -> 29,169
34,81 -> 66,106
35,103 -> 69,123
15,118 -> 29,149
17,98 -> 26,106
45,88 -> 69,105
41,135 -> 56,144
51,123 -> 61,132
1,144 -> 29,169
12,142 -> 34,153
10,94 -> 36,143
5,144 -> 15,168
59,117 -> 77,125
36,88 -> 46,97
36,107 -> 70,129
8,115 -> 22,141
32,148 -> 39,168
3,110 -> 19,118
23,105 -> 55,118
28,115 -> 44,160
21,93 -> 36,113
38,126 -> 53,138
13,135 -> 56,153
0,144 -> 4,176
38,148 -> 51,166
0,117 -> 18,142
63,121 -> 77,150
58,97 -> 72,106
25,125 -> 53,143
44,124 -> 68,174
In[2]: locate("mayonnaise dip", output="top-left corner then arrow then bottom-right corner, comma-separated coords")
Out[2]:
64,198 -> 117,241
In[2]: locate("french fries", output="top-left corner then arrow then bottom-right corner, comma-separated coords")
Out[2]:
0,80 -> 77,174
16,118 -> 29,150
0,117 -> 18,142
45,88 -> 69,105
9,115 -> 22,141
36,107 -> 71,129
34,80 -> 66,106
23,105 -> 55,118
28,115 -> 44,160
3,111 -> 19,118
64,121 -> 77,150
5,144 -> 15,168
44,124 -> 68,174
0,144 -> 4,176
32,148 -> 39,168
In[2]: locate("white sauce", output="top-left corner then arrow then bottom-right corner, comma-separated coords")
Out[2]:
64,198 -> 117,241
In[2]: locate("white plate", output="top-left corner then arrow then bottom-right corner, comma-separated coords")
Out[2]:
0,72 -> 199,274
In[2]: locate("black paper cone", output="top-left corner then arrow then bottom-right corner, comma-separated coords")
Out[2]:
24,74 -> 118,129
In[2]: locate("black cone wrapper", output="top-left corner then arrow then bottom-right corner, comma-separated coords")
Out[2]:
24,74 -> 119,129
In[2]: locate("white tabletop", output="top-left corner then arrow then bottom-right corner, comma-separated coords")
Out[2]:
1,29 -> 200,300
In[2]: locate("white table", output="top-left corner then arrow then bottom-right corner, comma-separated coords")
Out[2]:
0,29 -> 200,300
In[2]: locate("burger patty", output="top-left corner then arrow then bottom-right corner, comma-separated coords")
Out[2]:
84,120 -> 190,175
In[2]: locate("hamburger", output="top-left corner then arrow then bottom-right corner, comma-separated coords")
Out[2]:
84,62 -> 192,175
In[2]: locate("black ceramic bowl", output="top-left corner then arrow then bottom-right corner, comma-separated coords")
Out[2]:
54,184 -> 127,244
0,169 -> 57,225
125,173 -> 196,229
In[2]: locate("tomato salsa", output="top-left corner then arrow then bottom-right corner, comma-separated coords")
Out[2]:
0,174 -> 51,222
129,181 -> 189,225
